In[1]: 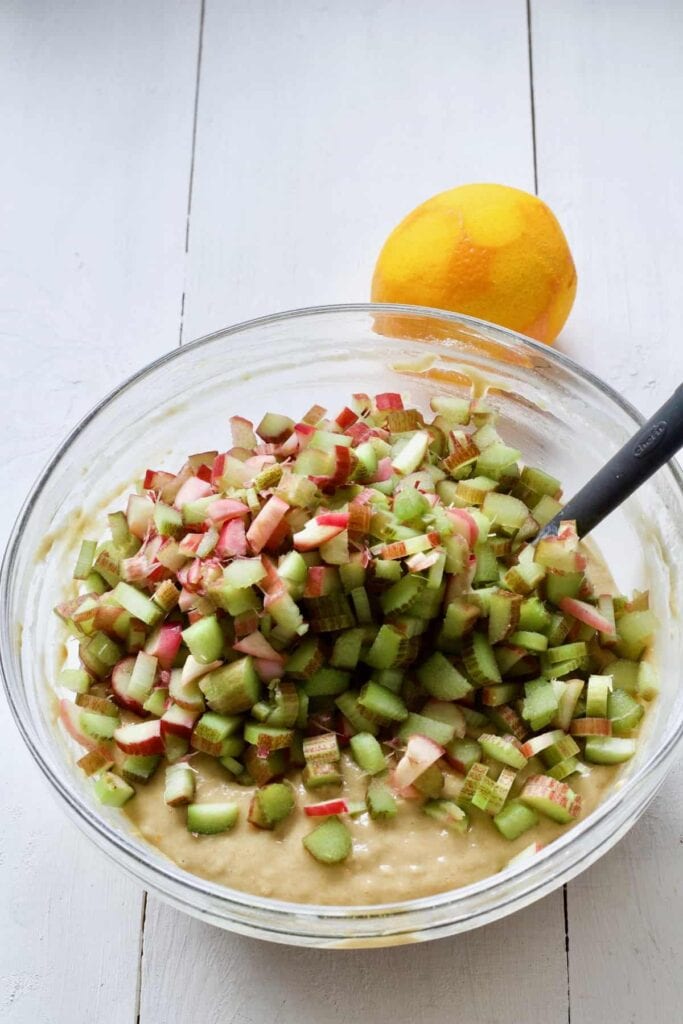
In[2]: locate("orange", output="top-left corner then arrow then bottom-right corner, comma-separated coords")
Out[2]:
371,183 -> 577,345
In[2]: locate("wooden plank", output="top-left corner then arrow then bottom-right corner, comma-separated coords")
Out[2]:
180,0 -> 536,340
142,4 -> 569,1022
532,3 -> 683,1022
531,0 -> 683,415
0,2 -> 200,1021
141,892 -> 568,1024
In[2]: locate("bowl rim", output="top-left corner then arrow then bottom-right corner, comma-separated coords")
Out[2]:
2,301 -> 682,933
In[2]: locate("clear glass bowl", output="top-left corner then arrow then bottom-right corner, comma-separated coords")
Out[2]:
1,304 -> 681,948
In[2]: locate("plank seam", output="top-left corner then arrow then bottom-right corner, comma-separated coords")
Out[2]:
525,0 -> 539,194
134,891 -> 149,1024
179,0 -> 207,346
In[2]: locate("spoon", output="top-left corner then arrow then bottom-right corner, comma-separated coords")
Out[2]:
536,382 -> 683,542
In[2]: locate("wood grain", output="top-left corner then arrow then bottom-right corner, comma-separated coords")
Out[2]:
140,892 -> 568,1024
532,3 -> 683,1021
180,0 -> 536,341
531,0 -> 683,416
0,2 -> 200,1021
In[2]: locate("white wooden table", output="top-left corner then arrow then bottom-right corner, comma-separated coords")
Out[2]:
1,3 -> 681,1021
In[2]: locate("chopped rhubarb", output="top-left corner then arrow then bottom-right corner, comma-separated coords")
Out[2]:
52,389 -> 656,880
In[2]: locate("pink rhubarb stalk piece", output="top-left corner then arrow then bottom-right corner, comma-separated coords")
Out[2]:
304,798 -> 349,817
393,734 -> 444,789
246,496 -> 290,554
206,498 -> 250,525
559,597 -> 616,635
233,630 -> 285,664
216,518 -> 248,558
173,475 -> 213,509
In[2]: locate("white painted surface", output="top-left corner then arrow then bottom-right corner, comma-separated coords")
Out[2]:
1,2 -> 681,1023
532,5 -> 683,1021
0,2 -> 200,1021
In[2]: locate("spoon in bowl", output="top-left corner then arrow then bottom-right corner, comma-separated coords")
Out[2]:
536,382 -> 683,542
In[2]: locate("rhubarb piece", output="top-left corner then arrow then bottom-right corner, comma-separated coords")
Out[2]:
248,783 -> 295,829
637,660 -> 659,700
358,681 -> 408,723
584,736 -> 637,764
607,689 -> 644,735
397,713 -> 454,746
302,733 -> 340,764
111,582 -> 162,627
335,691 -> 379,736
493,800 -> 539,840
302,761 -> 343,790
349,732 -> 387,775
487,590 -> 522,644
520,775 -> 581,824
569,718 -> 612,737
417,652 -> 472,701
478,733 -> 527,770
412,762 -> 444,798
122,754 -> 161,783
303,816 -> 352,864
94,771 -> 135,807
518,596 -> 552,633
243,722 -> 295,751
472,765 -> 516,815
73,539 -> 97,580
522,678 -> 559,731
421,700 -> 466,737
303,667 -> 350,697
445,737 -> 482,774
367,778 -> 398,819
164,763 -> 195,806
285,637 -> 324,679
192,711 -> 242,754
187,802 -> 239,835
538,733 -> 580,767
305,798 -> 350,817
182,614 -> 224,665
423,798 -> 469,833
394,733 -> 444,789
77,750 -> 112,776
80,710 -> 119,740
199,656 -> 261,714
59,668 -> 91,694
463,632 -> 502,686
585,675 -> 613,718
126,651 -> 158,706
114,720 -> 164,756
546,756 -> 581,781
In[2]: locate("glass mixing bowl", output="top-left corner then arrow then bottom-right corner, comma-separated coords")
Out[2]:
1,304 -> 681,947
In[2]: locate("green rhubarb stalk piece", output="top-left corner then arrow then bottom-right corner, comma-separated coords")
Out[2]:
584,736 -> 637,765
94,771 -> 135,807
303,816 -> 352,864
187,802 -> 239,835
199,656 -> 261,714
182,614 -> 224,664
478,733 -> 528,770
366,778 -> 398,820
248,783 -> 295,829
417,651 -> 472,700
349,732 -> 387,775
164,763 -> 195,806
494,799 -> 539,840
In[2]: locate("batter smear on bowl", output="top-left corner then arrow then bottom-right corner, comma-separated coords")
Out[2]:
54,391 -> 658,903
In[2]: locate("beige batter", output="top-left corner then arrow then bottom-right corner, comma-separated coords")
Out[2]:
125,748 -> 616,905
121,545 -> 624,906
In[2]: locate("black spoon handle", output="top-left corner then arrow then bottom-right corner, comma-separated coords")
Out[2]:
537,382 -> 683,541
